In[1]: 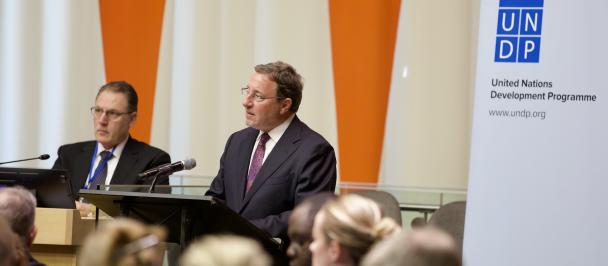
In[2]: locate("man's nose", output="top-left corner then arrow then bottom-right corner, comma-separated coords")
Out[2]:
286,244 -> 296,257
242,95 -> 253,107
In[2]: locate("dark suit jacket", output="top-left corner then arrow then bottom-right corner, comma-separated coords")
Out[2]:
52,137 -> 171,196
206,116 -> 337,241
28,252 -> 46,266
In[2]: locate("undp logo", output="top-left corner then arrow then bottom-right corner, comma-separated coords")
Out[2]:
494,0 -> 544,63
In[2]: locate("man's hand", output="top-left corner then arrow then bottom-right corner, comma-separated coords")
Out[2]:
75,200 -> 95,217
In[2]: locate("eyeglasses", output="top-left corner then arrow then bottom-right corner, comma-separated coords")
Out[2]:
241,87 -> 284,102
90,107 -> 133,120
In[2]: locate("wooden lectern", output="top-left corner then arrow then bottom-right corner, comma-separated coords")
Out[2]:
31,208 -> 97,266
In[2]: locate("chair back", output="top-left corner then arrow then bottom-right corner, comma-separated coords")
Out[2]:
352,190 -> 402,225
428,201 -> 466,255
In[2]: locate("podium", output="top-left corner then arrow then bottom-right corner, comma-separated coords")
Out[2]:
31,208 -> 97,266
78,189 -> 287,264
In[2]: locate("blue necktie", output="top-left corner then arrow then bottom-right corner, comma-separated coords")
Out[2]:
90,150 -> 113,190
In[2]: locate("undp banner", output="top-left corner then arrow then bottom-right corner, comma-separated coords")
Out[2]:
465,1 -> 608,265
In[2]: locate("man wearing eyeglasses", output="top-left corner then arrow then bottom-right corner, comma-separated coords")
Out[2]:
206,61 -> 337,244
52,81 -> 171,211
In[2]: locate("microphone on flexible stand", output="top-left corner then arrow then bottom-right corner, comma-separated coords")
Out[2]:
0,154 -> 50,166
140,158 -> 196,193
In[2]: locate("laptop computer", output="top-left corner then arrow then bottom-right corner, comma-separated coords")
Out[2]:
0,167 -> 76,209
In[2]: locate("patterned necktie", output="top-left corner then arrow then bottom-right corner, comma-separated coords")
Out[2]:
90,150 -> 113,190
247,133 -> 270,192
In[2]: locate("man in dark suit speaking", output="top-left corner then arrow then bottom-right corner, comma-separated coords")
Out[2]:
53,81 -> 171,212
206,61 -> 337,243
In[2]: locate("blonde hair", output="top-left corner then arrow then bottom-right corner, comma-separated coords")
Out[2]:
319,194 -> 401,264
180,235 -> 271,266
78,218 -> 167,266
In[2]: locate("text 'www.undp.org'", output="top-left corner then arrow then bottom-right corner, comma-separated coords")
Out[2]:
488,109 -> 546,120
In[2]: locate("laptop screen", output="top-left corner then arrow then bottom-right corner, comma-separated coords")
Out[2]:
0,167 -> 76,209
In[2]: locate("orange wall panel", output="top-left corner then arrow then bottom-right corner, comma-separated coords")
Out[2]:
329,0 -> 401,183
99,0 -> 165,143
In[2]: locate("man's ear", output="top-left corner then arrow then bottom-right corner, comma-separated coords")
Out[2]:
129,111 -> 138,128
328,239 -> 341,262
280,98 -> 292,115
28,225 -> 37,247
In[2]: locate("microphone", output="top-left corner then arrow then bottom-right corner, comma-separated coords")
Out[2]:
138,158 -> 197,178
0,154 -> 51,166
144,158 -> 196,193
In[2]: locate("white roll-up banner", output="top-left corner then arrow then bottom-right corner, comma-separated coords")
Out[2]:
465,0 -> 608,265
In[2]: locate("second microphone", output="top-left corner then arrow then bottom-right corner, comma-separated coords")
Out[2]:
138,158 -> 197,178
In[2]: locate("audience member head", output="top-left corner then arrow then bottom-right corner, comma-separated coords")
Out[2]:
180,235 -> 271,266
360,227 -> 462,266
92,81 -> 138,149
410,217 -> 427,229
0,216 -> 27,266
0,186 -> 37,248
78,218 -> 167,266
309,194 -> 401,266
288,192 -> 337,266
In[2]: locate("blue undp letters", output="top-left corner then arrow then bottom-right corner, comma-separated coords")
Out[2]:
494,0 -> 543,63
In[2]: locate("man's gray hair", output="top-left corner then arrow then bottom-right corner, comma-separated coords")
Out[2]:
0,187 -> 37,243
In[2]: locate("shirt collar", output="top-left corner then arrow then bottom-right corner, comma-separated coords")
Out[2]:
259,114 -> 295,143
96,136 -> 129,159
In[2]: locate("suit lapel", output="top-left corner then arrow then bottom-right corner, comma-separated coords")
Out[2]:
112,138 -> 139,184
239,117 -> 303,212
75,142 -> 96,190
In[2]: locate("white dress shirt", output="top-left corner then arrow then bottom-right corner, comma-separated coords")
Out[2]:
85,137 -> 128,189
248,114 -> 295,171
